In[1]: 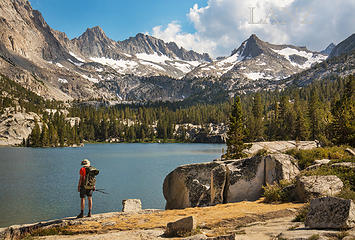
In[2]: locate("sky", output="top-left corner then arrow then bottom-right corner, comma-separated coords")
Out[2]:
29,0 -> 355,57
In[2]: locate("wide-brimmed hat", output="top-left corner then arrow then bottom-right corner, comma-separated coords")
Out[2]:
81,159 -> 90,167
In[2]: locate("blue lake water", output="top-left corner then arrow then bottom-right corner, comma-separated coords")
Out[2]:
0,143 -> 224,227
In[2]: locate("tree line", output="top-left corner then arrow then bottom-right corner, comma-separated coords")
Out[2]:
23,75 -> 354,147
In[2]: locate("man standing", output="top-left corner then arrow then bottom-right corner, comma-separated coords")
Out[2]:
77,159 -> 95,218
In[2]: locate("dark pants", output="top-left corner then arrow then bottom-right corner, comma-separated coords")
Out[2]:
80,187 -> 93,198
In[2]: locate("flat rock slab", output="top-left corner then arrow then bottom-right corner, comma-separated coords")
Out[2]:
277,228 -> 342,240
36,229 -> 165,240
244,141 -> 317,155
305,197 -> 355,229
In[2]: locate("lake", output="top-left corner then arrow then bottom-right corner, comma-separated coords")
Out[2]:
0,143 -> 224,227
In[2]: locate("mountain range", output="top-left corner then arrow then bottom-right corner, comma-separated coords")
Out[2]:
0,0 -> 354,102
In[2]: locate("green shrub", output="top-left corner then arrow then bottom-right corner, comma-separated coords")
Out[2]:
287,146 -> 354,170
336,187 -> 355,201
292,203 -> 310,222
255,148 -> 268,156
263,180 -> 293,203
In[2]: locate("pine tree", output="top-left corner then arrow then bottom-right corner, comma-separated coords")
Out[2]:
30,121 -> 41,147
40,124 -> 49,146
309,90 -> 322,140
294,98 -> 310,140
224,96 -> 251,159
250,93 -> 264,141
331,76 -> 355,146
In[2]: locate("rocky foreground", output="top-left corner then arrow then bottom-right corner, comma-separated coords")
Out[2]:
0,200 -> 304,240
1,198 -> 355,240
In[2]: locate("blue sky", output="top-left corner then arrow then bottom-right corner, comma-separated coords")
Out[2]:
29,0 -> 355,57
29,0 -> 207,41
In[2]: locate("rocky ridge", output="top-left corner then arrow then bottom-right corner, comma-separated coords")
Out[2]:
185,34 -> 327,93
0,107 -> 40,145
329,33 -> 355,58
1,0 -> 352,103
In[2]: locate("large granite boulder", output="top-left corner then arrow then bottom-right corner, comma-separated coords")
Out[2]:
295,175 -> 343,202
164,154 -> 299,209
225,156 -> 265,202
305,197 -> 355,229
163,162 -> 228,209
264,154 -> 300,184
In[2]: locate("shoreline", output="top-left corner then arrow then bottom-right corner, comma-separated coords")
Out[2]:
0,141 -> 226,148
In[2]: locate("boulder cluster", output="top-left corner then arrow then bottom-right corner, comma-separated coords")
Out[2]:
163,153 -> 300,209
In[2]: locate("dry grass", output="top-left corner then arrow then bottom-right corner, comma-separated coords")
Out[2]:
63,198 -> 303,237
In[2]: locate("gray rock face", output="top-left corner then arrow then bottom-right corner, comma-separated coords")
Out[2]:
117,33 -> 212,62
225,156 -> 265,202
165,216 -> 196,237
72,26 -> 127,60
163,161 -> 227,209
0,108 -> 41,146
163,154 -> 299,209
122,199 -> 142,213
264,154 -> 300,183
320,43 -> 336,55
295,175 -> 343,202
329,33 -> 355,58
305,197 -> 355,229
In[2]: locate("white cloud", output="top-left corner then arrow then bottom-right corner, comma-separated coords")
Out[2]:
152,21 -> 217,56
151,0 -> 355,57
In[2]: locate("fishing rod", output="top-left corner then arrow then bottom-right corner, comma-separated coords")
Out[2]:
95,188 -> 109,194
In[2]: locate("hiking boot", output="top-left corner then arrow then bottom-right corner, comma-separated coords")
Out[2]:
76,212 -> 84,218
87,211 -> 92,217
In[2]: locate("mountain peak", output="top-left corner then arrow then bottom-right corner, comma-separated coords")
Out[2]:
321,43 -> 336,55
249,34 -> 260,41
328,34 -> 355,58
231,34 -> 265,58
83,26 -> 107,38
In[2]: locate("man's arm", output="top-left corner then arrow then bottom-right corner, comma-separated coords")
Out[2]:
78,175 -> 84,192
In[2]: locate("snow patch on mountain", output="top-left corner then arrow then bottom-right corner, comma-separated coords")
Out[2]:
139,61 -> 165,71
69,52 -> 86,63
56,63 -> 64,68
172,62 -> 195,73
58,78 -> 68,84
271,47 -> 327,69
136,53 -> 171,64
244,72 -> 273,80
90,57 -> 138,71
81,74 -> 100,83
